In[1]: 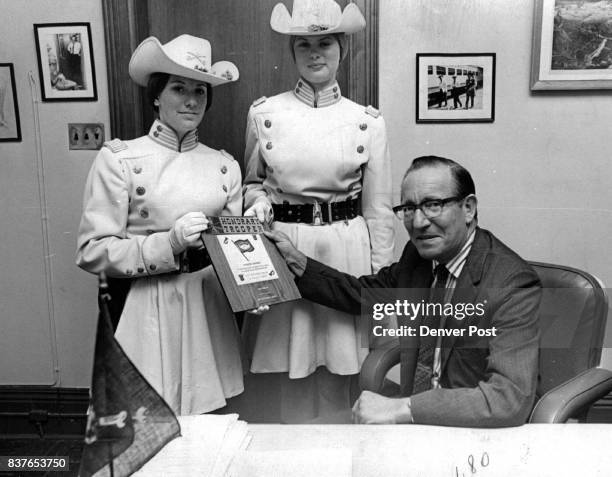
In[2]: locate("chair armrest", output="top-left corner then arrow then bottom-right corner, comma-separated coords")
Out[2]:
529,367 -> 612,423
359,344 -> 401,393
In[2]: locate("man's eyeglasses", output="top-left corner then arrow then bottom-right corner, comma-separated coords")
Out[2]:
392,196 -> 464,220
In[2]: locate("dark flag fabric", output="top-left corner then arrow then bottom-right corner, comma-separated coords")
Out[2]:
79,274 -> 180,477
233,239 -> 255,254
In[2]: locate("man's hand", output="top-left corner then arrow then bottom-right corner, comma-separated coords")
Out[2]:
263,230 -> 307,277
352,391 -> 413,424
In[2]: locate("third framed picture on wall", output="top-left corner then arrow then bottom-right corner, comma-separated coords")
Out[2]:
416,53 -> 496,123
33,22 -> 97,102
531,0 -> 612,90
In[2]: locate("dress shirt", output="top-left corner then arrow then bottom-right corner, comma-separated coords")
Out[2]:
430,228 -> 476,388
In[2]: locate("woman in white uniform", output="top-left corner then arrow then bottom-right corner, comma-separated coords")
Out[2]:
243,0 -> 394,422
76,35 -> 243,415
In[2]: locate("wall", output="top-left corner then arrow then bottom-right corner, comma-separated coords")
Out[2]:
0,0 -> 107,386
379,0 -> 612,367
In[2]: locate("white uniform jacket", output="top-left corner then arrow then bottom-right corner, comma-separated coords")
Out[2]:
76,120 -> 242,277
243,80 -> 394,272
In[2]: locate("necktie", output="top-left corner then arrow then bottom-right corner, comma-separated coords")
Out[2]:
412,264 -> 449,395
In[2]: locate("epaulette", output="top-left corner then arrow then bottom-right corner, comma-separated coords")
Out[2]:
365,105 -> 381,118
252,96 -> 267,107
103,138 -> 128,153
220,149 -> 234,161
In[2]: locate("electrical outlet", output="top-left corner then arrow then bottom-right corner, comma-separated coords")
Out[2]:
68,123 -> 105,150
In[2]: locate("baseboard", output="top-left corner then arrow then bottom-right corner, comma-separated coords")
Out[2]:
0,386 -> 89,438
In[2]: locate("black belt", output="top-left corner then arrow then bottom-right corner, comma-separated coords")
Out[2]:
272,196 -> 361,225
179,247 -> 211,273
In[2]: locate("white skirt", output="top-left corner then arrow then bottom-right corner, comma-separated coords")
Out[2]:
246,216 -> 372,378
115,266 -> 244,415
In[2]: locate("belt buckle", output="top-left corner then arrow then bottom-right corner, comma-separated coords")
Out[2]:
313,202 -> 322,225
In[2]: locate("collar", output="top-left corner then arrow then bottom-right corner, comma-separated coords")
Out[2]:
148,119 -> 198,152
293,79 -> 341,108
433,228 -> 477,280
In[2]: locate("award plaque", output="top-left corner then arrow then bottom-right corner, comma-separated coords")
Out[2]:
202,216 -> 301,312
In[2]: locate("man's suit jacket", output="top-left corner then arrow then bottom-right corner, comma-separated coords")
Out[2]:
296,227 -> 541,427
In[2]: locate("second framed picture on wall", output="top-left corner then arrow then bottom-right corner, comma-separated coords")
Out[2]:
33,22 -> 97,101
416,53 -> 496,123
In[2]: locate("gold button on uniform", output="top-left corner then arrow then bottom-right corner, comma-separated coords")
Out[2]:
357,145 -> 364,153
360,123 -> 367,131
137,267 -> 144,273
153,131 -> 159,137
222,185 -> 228,193
149,264 -> 157,271
140,208 -> 149,218
136,186 -> 146,195
221,165 -> 228,174
157,125 -> 163,132
133,166 -> 142,174
266,142 -> 273,150
264,120 -> 272,128
126,269 -> 133,276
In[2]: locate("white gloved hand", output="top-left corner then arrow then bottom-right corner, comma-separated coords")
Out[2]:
244,199 -> 273,224
168,212 -> 209,254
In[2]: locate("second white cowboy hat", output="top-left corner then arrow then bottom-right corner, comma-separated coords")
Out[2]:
270,0 -> 365,35
129,34 -> 239,87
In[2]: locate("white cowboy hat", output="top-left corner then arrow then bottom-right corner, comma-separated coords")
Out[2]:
270,0 -> 365,36
129,34 -> 239,87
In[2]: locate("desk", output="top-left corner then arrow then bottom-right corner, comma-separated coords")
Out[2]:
247,424 -> 612,476
138,417 -> 612,476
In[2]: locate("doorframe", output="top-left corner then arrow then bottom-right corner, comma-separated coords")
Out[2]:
102,0 -> 149,140
102,0 -> 379,140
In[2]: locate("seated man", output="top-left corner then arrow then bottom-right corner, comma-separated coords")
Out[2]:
266,155 -> 541,428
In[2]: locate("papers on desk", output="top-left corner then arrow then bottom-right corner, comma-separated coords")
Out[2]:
134,414 -> 250,477
134,414 -> 353,477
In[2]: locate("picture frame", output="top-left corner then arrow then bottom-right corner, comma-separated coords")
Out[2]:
33,22 -> 97,101
0,63 -> 22,142
416,53 -> 496,124
531,0 -> 612,90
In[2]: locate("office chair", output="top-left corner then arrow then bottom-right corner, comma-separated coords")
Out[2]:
359,261 -> 612,423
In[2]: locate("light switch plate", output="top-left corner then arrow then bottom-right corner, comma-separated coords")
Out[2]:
68,123 -> 105,150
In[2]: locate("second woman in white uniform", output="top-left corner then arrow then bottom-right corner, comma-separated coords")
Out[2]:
243,0 -> 394,422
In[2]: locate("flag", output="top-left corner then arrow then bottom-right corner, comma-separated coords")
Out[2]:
79,273 -> 180,477
233,238 -> 255,254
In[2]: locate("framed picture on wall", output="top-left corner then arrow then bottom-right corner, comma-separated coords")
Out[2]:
0,63 -> 22,142
33,22 -> 97,101
416,53 -> 496,123
531,0 -> 612,90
